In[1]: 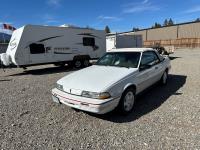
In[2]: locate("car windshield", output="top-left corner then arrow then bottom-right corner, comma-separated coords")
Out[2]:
96,52 -> 141,68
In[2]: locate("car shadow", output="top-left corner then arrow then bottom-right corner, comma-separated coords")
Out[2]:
169,56 -> 181,60
88,74 -> 187,123
0,79 -> 12,82
7,66 -> 80,76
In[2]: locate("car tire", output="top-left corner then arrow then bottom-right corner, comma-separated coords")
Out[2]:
83,59 -> 90,67
117,88 -> 136,115
160,70 -> 168,85
73,60 -> 82,68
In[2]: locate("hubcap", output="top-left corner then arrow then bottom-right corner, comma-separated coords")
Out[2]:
124,91 -> 135,111
163,72 -> 167,84
75,60 -> 81,68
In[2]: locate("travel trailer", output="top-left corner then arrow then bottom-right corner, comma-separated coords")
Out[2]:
0,25 -> 106,69
106,34 -> 143,51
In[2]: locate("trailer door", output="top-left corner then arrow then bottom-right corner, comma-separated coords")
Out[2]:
29,43 -> 46,64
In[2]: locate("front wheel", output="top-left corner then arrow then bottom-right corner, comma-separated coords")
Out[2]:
117,88 -> 135,115
73,60 -> 82,68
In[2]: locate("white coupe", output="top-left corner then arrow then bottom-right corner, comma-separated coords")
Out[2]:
52,48 -> 171,114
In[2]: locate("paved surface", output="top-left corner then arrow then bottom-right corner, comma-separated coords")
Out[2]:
0,49 -> 200,150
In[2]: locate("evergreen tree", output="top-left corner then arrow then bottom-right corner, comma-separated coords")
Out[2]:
168,18 -> 174,26
163,19 -> 168,26
152,22 -> 162,28
132,27 -> 140,32
195,18 -> 200,22
105,26 -> 111,33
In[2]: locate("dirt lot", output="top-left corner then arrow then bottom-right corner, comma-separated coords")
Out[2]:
0,48 -> 200,150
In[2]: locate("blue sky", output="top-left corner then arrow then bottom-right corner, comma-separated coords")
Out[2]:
0,0 -> 200,33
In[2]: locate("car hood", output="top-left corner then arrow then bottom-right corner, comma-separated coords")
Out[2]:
57,65 -> 138,94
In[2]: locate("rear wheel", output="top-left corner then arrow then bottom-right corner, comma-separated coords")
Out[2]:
117,88 -> 135,115
83,59 -> 90,67
160,70 -> 168,85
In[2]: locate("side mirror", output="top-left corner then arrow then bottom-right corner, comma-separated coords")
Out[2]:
139,64 -> 151,71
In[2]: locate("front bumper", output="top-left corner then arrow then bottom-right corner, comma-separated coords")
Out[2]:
52,88 -> 120,114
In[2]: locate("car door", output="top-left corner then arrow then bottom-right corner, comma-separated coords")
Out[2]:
146,51 -> 165,84
137,51 -> 156,93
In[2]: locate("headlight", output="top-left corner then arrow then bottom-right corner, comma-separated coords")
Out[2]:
56,83 -> 63,91
81,91 -> 111,99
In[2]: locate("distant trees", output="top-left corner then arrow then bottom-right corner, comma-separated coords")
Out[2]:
168,18 -> 174,26
132,27 -> 140,32
105,26 -> 111,33
150,18 -> 175,29
152,22 -> 162,28
163,18 -> 174,26
195,18 -> 200,22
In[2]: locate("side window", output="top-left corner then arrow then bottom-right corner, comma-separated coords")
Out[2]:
140,51 -> 160,66
30,43 -> 45,54
83,37 -> 95,47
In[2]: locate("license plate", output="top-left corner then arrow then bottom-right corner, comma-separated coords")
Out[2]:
62,99 -> 80,109
52,95 -> 60,103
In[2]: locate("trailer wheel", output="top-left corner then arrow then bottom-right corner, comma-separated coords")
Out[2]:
83,59 -> 90,67
73,60 -> 82,68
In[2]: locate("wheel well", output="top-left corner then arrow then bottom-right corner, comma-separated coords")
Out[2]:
73,55 -> 90,61
165,68 -> 169,73
123,84 -> 137,94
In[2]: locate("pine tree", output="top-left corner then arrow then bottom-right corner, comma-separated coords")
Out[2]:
168,18 -> 174,26
152,22 -> 162,28
132,27 -> 140,32
105,26 -> 111,33
195,18 -> 200,22
163,19 -> 168,26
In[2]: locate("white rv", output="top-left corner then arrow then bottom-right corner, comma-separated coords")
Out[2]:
106,34 -> 143,51
0,25 -> 106,68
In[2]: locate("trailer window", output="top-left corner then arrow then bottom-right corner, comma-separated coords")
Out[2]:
83,37 -> 95,46
30,43 -> 45,54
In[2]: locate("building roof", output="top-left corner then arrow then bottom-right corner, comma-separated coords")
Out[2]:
107,48 -> 153,52
107,20 -> 200,36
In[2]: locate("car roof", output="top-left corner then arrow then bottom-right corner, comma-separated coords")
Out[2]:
107,48 -> 154,53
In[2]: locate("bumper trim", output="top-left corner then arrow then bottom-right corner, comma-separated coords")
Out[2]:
52,92 -> 120,105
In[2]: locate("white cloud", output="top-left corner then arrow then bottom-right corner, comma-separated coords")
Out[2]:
142,0 -> 149,4
98,15 -> 122,21
47,0 -> 61,7
43,14 -> 59,24
184,5 -> 200,14
122,0 -> 160,13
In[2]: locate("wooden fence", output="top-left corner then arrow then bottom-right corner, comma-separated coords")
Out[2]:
144,38 -> 200,48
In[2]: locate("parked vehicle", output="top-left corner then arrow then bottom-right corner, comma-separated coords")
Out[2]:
151,45 -> 174,55
52,48 -> 171,114
0,25 -> 106,69
106,34 -> 143,51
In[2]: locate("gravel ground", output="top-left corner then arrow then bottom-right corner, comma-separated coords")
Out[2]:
0,48 -> 200,150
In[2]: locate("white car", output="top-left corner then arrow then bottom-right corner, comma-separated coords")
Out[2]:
52,48 -> 171,114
